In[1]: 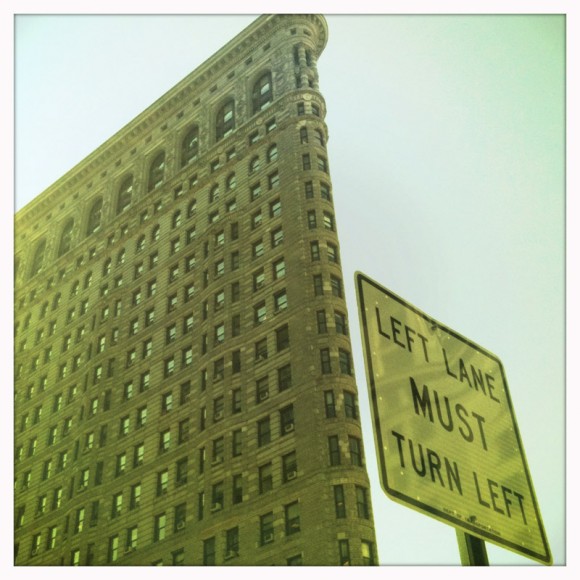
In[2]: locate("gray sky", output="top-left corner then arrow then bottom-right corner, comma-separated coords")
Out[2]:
12,3 -> 568,568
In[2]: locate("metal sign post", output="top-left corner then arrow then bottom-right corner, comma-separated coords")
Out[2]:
456,530 -> 489,566
356,272 -> 551,565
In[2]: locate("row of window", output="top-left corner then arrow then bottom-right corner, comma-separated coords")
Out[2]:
21,104 -> 327,298
22,484 -> 373,565
18,171 -> 332,324
18,190 -> 286,347
17,425 -> 364,532
17,336 -> 352,464
16,381 -> 358,490
21,533 -> 375,567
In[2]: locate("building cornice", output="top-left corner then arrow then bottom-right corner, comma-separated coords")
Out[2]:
16,14 -> 327,228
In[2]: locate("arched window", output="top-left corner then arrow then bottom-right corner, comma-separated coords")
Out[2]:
58,218 -> 75,257
209,185 -> 220,204
249,156 -> 260,174
117,175 -> 133,214
226,173 -> 236,191
216,100 -> 235,142
30,239 -> 46,278
252,72 -> 273,114
181,126 -> 199,167
148,151 -> 165,192
87,198 -> 103,236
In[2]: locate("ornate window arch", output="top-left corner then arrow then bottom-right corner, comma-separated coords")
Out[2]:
216,99 -> 235,142
148,151 -> 166,192
181,125 -> 199,167
252,72 -> 273,114
87,197 -> 103,236
58,218 -> 75,257
117,175 -> 133,214
30,238 -> 47,278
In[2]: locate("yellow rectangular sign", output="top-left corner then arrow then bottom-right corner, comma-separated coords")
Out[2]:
356,273 -> 551,565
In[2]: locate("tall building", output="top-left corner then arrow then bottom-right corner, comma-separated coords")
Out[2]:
14,14 -> 377,566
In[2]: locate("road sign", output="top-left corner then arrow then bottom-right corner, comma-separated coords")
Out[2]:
355,272 -> 551,565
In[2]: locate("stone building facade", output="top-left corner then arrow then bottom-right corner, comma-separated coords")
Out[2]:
14,14 -> 377,566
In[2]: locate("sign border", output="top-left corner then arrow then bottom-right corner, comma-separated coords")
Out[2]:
355,271 -> 552,565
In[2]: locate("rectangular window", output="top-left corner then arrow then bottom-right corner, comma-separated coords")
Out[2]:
212,437 -> 224,464
154,513 -> 167,542
317,309 -> 327,333
254,301 -> 267,325
271,227 -> 283,247
258,462 -> 273,493
133,443 -> 144,467
127,526 -> 138,550
231,281 -> 240,302
108,535 -> 119,563
111,492 -> 123,518
302,153 -> 311,170
225,527 -> 239,558
338,539 -> 351,566
274,290 -> 288,312
329,435 -> 341,466
361,541 -> 375,565
137,406 -> 148,428
232,429 -> 242,457
276,324 -> 289,351
176,457 -> 188,486
349,436 -> 363,466
260,512 -> 274,545
270,198 -> 282,217
180,381 -> 191,405
116,452 -> 127,475
232,349 -> 241,373
278,364 -> 292,391
331,275 -> 343,298
256,376 -> 269,403
327,242 -> 339,263
174,503 -> 187,532
344,391 -> 358,419
325,390 -> 336,418
130,483 -> 141,509
268,171 -> 280,189
334,484 -> 347,518
280,405 -> 294,434
307,210 -> 317,229
320,348 -> 332,374
203,537 -> 216,565
285,501 -> 301,536
257,417 -> 271,447
282,451 -> 297,482
323,211 -> 335,231
339,349 -> 352,375
232,474 -> 243,504
310,241 -> 320,261
273,258 -> 286,280
252,210 -> 262,229
232,388 -> 242,413
356,485 -> 370,519
313,274 -> 323,296
179,418 -> 190,443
